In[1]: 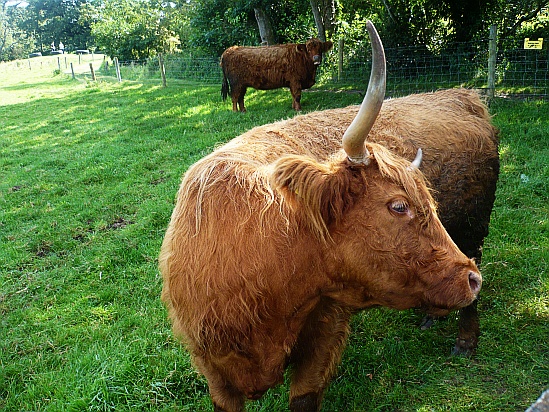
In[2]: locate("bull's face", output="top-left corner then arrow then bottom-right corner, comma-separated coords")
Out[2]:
304,38 -> 334,65
271,145 -> 481,316
330,149 -> 481,315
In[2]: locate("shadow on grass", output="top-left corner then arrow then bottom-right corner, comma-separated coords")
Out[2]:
1,82 -> 548,412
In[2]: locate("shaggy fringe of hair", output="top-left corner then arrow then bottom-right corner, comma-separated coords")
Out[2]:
179,138 -> 435,245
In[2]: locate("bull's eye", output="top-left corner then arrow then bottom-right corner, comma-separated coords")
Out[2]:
389,199 -> 409,215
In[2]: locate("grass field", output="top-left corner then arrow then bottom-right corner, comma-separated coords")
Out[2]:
1,57 -> 547,411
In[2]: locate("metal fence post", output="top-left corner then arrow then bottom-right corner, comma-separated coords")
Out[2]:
159,53 -> 167,87
114,57 -> 122,82
488,24 -> 497,99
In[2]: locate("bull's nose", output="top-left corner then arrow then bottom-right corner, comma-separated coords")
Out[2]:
468,271 -> 482,295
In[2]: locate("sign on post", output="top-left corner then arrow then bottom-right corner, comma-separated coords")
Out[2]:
524,38 -> 543,50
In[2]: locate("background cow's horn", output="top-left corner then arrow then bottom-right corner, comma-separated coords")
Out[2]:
342,20 -> 386,164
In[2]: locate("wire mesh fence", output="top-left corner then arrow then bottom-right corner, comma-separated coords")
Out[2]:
103,39 -> 549,99
6,36 -> 548,99
497,47 -> 549,97
317,41 -> 490,98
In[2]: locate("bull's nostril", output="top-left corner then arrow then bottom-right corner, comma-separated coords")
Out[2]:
468,271 -> 482,294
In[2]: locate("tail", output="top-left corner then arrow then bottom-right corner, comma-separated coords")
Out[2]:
221,59 -> 229,101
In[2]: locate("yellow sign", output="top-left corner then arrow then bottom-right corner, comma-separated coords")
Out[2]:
524,38 -> 543,49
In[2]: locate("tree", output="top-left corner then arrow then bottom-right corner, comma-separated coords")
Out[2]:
254,6 -> 275,45
188,0 -> 317,55
1,0 -> 34,60
309,0 -> 335,42
86,0 -> 181,60
19,0 -> 93,52
490,0 -> 549,45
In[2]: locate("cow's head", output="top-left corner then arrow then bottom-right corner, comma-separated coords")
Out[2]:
272,22 -> 481,315
298,38 -> 334,65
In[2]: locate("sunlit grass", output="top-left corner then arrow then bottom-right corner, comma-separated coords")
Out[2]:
1,59 -> 547,411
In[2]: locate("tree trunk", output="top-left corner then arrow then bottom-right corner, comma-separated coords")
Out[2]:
309,0 -> 326,42
254,7 -> 275,45
311,0 -> 326,41
309,0 -> 335,41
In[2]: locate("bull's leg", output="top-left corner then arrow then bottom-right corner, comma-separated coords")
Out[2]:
230,86 -> 239,112
452,233 -> 484,356
230,85 -> 247,112
289,84 -> 302,111
193,356 -> 246,412
237,86 -> 247,112
289,301 -> 352,412
452,299 -> 480,356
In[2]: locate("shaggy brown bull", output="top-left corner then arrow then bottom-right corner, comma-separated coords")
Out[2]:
220,38 -> 333,112
161,22 -> 497,412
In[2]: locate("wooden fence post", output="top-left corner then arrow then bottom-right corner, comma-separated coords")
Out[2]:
89,63 -> 96,81
57,57 -> 61,72
114,57 -> 122,82
338,38 -> 344,82
488,24 -> 497,99
159,53 -> 167,87
70,62 -> 76,79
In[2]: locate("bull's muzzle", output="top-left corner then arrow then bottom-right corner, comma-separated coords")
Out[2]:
313,54 -> 322,65
468,270 -> 482,296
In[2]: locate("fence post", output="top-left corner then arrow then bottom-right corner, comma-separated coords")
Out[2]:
159,53 -> 167,87
114,57 -> 122,82
70,62 -> 76,79
57,57 -> 61,72
488,24 -> 497,99
338,38 -> 344,82
89,63 -> 96,81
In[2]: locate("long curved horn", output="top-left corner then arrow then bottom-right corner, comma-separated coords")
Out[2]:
342,21 -> 386,164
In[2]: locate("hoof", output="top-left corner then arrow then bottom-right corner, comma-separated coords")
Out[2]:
452,338 -> 477,357
419,315 -> 446,330
420,315 -> 435,330
290,392 -> 321,412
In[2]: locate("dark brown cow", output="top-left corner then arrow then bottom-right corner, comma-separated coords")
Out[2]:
220,38 -> 333,112
161,22 -> 496,412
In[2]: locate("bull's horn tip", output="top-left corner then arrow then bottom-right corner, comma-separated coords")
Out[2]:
409,148 -> 423,170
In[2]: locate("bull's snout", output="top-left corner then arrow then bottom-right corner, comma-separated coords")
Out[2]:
313,55 -> 322,65
468,271 -> 482,296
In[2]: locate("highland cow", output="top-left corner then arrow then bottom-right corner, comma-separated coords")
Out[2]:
220,38 -> 333,111
161,21 -> 498,412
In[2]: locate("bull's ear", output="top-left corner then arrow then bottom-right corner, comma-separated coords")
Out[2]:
323,41 -> 334,52
296,44 -> 307,53
270,155 -> 357,240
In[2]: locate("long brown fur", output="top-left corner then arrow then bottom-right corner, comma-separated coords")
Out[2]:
220,39 -> 333,111
160,88 -> 496,411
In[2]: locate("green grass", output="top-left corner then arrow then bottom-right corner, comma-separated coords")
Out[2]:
1,58 -> 548,411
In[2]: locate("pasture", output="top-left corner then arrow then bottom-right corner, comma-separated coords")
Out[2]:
1,58 -> 548,411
